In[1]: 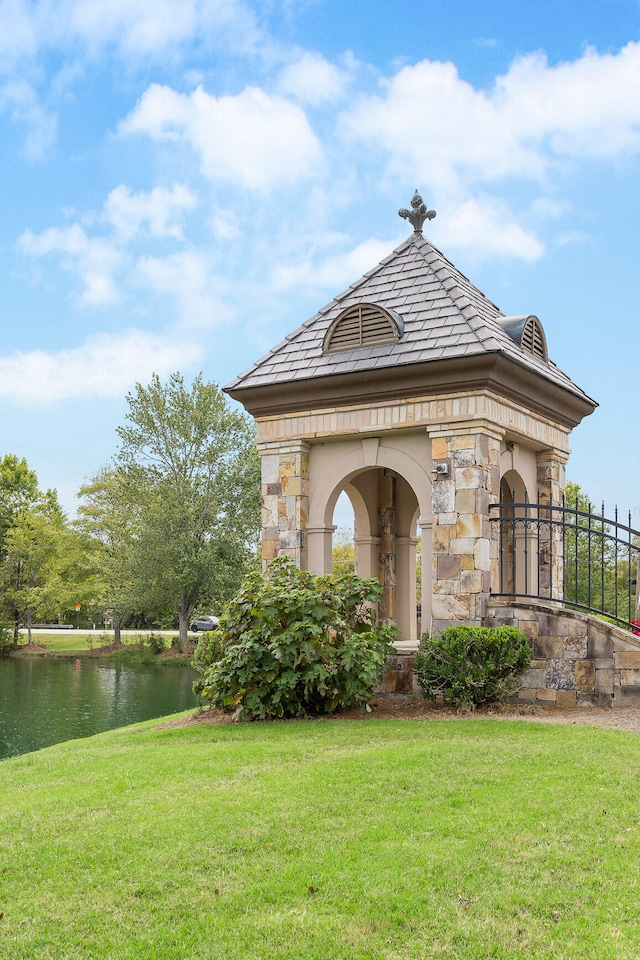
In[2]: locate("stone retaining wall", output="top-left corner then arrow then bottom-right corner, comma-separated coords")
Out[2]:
379,601 -> 640,707
485,601 -> 640,707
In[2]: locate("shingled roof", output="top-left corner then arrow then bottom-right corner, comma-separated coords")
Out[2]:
226,230 -> 597,427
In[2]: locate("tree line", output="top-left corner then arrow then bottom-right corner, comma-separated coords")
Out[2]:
0,373 -> 260,648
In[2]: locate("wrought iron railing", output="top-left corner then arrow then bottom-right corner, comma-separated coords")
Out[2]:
489,498 -> 640,629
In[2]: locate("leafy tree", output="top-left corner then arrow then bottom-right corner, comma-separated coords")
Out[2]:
0,488 -> 73,641
0,455 -> 39,551
332,527 -> 355,577
0,458 -> 85,641
76,468 -> 141,642
107,373 -> 260,642
0,511 -> 57,642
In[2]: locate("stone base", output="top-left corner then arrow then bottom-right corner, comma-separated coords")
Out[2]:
379,653 -> 417,697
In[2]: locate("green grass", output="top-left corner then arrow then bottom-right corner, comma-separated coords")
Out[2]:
16,633 -> 188,661
21,632 -> 135,652
1,715 -> 640,959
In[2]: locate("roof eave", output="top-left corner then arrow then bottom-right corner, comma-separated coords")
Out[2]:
225,352 -> 597,430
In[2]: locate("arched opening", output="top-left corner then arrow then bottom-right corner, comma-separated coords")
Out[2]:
499,469 -> 532,597
309,461 -> 426,644
332,491 -> 355,576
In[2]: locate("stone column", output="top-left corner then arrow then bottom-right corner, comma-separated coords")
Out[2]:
536,448 -> 568,601
395,535 -> 419,642
378,472 -> 397,624
258,441 -> 310,570
428,426 -> 502,632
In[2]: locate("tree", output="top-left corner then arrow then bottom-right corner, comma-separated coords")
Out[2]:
76,468 -> 140,643
0,511 -> 58,643
0,457 -> 82,641
0,483 -> 83,641
103,373 -> 260,642
332,527 -> 355,577
0,455 -> 39,551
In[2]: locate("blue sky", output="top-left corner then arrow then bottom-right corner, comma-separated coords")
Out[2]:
1,0 -> 639,523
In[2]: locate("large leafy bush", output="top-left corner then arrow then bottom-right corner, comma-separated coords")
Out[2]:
197,557 -> 398,720
192,629 -> 226,698
414,625 -> 531,707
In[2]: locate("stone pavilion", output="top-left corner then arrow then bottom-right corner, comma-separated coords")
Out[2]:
225,192 -> 597,644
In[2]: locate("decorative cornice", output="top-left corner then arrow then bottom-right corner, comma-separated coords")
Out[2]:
227,351 -> 596,430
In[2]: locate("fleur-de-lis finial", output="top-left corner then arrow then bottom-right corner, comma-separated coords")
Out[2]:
399,190 -> 436,234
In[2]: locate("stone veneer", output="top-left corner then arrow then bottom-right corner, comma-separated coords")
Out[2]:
257,389 -> 573,620
484,601 -> 640,707
260,440 -> 310,569
428,427 -> 500,632
255,390 -> 571,450
378,602 -> 640,707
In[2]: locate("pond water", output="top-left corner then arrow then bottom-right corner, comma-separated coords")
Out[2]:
0,656 -> 198,760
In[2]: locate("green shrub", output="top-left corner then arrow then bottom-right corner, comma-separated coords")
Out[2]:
199,557 -> 398,720
0,623 -> 15,655
145,633 -> 167,655
192,630 -> 226,698
414,625 -> 531,707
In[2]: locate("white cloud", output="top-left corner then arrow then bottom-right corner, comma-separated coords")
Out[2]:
0,78 -> 57,160
0,0 -> 261,67
271,237 -> 394,293
529,197 -> 568,220
135,250 -> 230,328
438,197 -> 544,261
343,41 -> 640,189
496,44 -> 640,158
103,183 -> 197,241
119,83 -> 323,190
278,52 -> 347,105
65,0 -> 204,57
0,1 -> 38,69
18,223 -> 121,305
0,329 -> 202,404
554,230 -> 591,248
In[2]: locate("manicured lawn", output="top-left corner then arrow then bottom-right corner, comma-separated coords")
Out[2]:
24,633 -> 123,652
18,633 -> 155,653
1,715 -> 640,959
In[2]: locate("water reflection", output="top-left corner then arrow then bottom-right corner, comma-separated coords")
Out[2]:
0,657 -> 197,759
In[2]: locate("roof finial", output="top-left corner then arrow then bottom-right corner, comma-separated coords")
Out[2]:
399,189 -> 436,235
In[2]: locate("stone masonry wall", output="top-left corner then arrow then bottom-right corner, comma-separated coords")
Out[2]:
429,428 -> 501,631
485,601 -> 640,707
259,441 -> 310,569
378,602 -> 640,707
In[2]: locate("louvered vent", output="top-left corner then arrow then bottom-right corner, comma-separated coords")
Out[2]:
521,316 -> 547,361
324,304 -> 402,354
497,315 -> 548,363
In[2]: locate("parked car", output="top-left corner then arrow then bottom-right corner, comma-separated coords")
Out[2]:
189,615 -> 220,632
